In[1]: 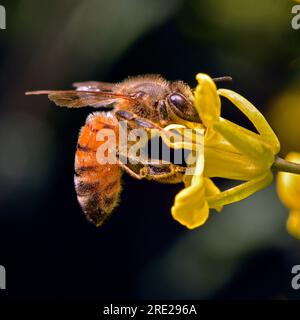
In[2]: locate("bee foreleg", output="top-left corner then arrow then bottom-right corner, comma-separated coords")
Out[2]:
115,110 -> 161,131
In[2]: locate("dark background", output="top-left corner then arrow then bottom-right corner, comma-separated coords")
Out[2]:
0,0 -> 300,299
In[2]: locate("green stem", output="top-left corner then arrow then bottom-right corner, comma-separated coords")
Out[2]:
272,156 -> 300,175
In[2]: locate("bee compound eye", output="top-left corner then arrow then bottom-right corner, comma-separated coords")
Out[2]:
168,93 -> 187,111
168,92 -> 201,123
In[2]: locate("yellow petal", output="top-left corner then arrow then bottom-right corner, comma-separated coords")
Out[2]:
194,73 -> 221,127
207,171 -> 273,208
287,210 -> 300,240
214,118 -> 274,165
171,176 -> 209,229
277,152 -> 300,210
204,126 -> 264,180
205,147 -> 266,180
204,178 -> 223,212
171,144 -> 208,229
218,89 -> 280,154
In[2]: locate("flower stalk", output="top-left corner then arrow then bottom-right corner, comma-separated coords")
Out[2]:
273,156 -> 300,175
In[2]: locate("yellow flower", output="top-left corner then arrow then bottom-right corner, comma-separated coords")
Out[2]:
277,152 -> 300,239
163,73 -> 280,229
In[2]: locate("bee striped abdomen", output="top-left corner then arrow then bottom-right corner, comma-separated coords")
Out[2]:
74,112 -> 122,226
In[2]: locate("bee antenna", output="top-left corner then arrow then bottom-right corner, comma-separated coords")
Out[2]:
212,76 -> 233,83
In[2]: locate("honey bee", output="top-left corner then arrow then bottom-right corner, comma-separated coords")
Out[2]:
26,75 -> 229,226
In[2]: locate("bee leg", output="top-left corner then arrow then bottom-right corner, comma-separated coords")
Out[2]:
115,110 -> 161,131
117,147 -> 186,183
120,159 -> 186,184
118,161 -> 143,180
139,163 -> 186,184
120,162 -> 185,184
115,111 -> 185,183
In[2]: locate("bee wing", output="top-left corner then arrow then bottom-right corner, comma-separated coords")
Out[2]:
25,90 -> 135,108
72,81 -> 116,92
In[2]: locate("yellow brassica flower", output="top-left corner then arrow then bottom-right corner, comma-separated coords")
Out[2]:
162,73 -> 300,237
277,153 -> 300,240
